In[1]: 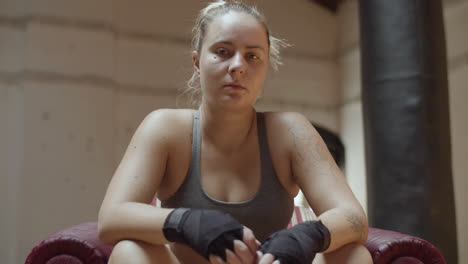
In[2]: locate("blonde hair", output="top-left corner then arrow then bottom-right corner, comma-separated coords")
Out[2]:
179,0 -> 289,107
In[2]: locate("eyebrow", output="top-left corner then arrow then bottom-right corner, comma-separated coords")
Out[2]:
214,41 -> 266,51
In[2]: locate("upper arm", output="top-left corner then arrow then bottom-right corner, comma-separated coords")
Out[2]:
283,112 -> 363,216
99,109 -> 174,213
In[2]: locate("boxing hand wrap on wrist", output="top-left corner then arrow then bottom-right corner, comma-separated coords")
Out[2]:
260,220 -> 331,264
163,208 -> 244,260
162,208 -> 190,244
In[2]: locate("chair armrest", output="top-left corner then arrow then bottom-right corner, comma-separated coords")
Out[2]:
365,227 -> 446,264
25,222 -> 113,264
25,221 -> 447,264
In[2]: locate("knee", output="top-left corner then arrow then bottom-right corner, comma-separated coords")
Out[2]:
109,240 -> 143,264
108,240 -> 178,264
342,242 -> 369,252
316,242 -> 373,264
337,242 -> 373,264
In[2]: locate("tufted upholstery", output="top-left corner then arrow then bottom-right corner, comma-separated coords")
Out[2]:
25,223 -> 112,264
25,207 -> 447,264
365,228 -> 446,264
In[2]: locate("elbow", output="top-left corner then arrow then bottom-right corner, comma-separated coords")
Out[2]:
358,213 -> 369,244
97,207 -> 119,245
344,206 -> 369,244
97,223 -> 114,245
359,224 -> 369,244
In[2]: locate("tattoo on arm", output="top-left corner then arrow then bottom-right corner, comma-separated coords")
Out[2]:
289,125 -> 340,180
289,122 -> 367,242
289,126 -> 328,162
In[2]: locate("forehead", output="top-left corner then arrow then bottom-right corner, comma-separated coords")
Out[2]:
204,11 -> 268,48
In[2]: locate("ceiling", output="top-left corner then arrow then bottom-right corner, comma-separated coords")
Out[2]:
313,0 -> 460,12
310,0 -> 344,12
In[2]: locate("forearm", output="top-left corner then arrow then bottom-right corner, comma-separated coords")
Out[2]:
317,206 -> 368,253
98,202 -> 173,245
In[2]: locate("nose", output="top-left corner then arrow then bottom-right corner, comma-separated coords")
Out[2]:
228,52 -> 246,75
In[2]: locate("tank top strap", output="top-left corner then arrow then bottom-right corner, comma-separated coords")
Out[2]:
256,112 -> 268,156
191,111 -> 202,179
256,112 -> 275,182
161,111 -> 294,241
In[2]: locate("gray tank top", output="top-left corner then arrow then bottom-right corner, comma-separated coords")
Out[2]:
161,111 -> 294,242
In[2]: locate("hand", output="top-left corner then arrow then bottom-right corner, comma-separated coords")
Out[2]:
258,220 -> 331,264
163,208 -> 248,261
256,251 -> 280,264
208,227 -> 260,264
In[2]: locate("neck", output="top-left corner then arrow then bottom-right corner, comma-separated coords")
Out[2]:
199,104 -> 256,152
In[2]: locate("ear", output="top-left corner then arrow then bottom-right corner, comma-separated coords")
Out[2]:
192,51 -> 200,73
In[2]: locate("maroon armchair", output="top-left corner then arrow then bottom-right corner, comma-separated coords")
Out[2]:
25,208 -> 447,264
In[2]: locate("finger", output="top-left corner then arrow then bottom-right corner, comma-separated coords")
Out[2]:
242,227 -> 258,254
225,249 -> 241,264
209,254 -> 225,264
257,250 -> 263,260
273,260 -> 281,264
258,253 -> 275,264
233,240 -> 253,264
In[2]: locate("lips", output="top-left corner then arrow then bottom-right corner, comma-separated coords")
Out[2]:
223,83 -> 246,89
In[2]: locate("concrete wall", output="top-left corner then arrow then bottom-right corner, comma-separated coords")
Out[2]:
2,0 -> 464,262
445,1 -> 468,261
337,0 -> 468,262
0,0 -> 338,262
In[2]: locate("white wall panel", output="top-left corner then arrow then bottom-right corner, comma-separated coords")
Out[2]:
0,25 -> 23,73
339,48 -> 361,103
114,90 -> 177,164
259,0 -> 337,57
448,64 -> 468,264
29,0 -> 113,24
337,0 -> 359,53
17,80 -> 115,262
339,101 -> 367,211
445,1 -> 468,61
115,38 -> 191,89
25,23 -> 113,78
2,82 -> 24,263
0,0 -> 26,16
0,82 -> 20,264
265,57 -> 338,106
115,0 -> 204,39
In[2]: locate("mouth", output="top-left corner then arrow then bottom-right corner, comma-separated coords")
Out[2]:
223,83 -> 246,90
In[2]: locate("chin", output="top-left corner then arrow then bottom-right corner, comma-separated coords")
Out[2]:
217,97 -> 254,111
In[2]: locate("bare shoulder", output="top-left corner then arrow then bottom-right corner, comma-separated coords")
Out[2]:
263,111 -> 317,142
142,108 -> 194,128
99,109 -> 195,208
261,111 -> 317,193
137,108 -> 194,144
263,111 -> 310,126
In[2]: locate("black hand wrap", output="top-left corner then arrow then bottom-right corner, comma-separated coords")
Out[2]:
163,208 -> 244,260
260,220 -> 331,264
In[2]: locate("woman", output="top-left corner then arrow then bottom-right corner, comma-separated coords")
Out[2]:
98,1 -> 372,263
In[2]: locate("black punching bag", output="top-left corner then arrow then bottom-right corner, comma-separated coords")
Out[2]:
359,0 -> 458,263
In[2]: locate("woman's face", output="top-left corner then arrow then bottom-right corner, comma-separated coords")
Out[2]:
194,11 -> 269,110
